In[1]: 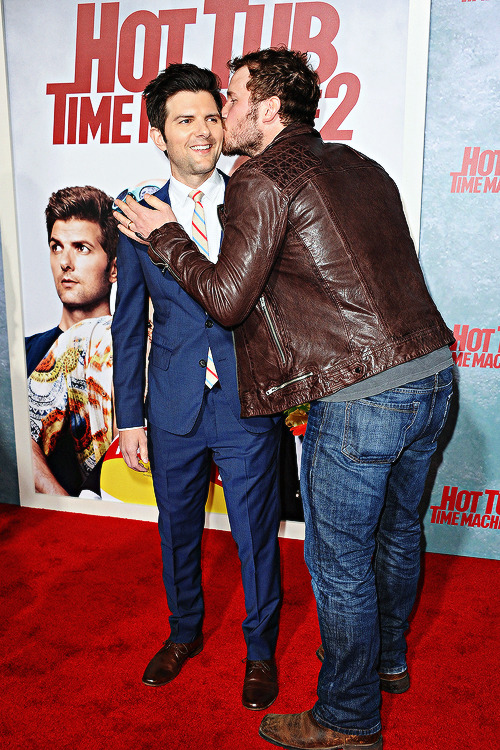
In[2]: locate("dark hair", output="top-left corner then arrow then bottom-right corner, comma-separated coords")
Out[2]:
45,185 -> 117,269
143,63 -> 223,137
229,47 -> 320,127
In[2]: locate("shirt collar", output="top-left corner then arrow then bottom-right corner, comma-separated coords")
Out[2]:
169,169 -> 224,206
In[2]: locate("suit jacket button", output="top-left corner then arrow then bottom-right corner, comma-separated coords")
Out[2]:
205,320 -> 214,328
199,359 -> 207,367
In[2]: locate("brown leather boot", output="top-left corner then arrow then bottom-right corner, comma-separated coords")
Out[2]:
142,634 -> 203,686
316,645 -> 409,695
259,710 -> 382,749
378,670 -> 409,694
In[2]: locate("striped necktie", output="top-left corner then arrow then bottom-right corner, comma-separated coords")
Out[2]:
189,189 -> 218,389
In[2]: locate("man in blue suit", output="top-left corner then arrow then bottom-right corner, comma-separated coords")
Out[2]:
111,64 -> 282,710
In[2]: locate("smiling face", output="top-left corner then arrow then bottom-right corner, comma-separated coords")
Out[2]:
150,89 -> 223,188
49,218 -> 116,317
222,66 -> 264,157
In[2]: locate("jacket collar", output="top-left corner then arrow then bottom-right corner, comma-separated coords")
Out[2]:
262,122 -> 320,154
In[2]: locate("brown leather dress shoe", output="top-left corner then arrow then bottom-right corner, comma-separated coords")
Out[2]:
259,710 -> 383,749
142,634 -> 203,686
378,669 -> 409,694
242,658 -> 278,710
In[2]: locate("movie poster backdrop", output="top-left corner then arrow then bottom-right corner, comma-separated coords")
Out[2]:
6,0 -> 415,337
6,1 -> 476,549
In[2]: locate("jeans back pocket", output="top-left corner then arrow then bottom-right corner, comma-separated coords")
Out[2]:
342,399 -> 418,464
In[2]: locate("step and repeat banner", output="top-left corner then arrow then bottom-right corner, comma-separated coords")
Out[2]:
2,1 -> 497,557
419,0 -> 499,560
2,0 -> 421,527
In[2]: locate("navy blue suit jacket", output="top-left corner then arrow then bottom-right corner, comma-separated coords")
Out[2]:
112,174 -> 280,436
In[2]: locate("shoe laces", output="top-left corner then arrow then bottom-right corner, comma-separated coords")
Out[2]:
244,659 -> 272,674
163,639 -> 190,656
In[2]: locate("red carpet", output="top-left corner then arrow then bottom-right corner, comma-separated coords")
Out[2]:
0,504 -> 497,749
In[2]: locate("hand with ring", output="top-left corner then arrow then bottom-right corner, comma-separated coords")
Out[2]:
113,194 -> 178,244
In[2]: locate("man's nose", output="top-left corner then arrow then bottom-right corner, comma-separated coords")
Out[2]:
196,120 -> 210,137
59,249 -> 73,269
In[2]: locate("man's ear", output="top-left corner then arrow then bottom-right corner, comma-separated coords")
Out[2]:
150,127 -> 167,153
108,257 -> 118,284
262,96 -> 281,124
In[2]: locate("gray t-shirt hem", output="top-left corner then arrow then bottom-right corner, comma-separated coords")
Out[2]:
319,346 -> 453,403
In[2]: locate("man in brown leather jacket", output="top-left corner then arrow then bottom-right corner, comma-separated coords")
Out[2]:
115,48 -> 454,750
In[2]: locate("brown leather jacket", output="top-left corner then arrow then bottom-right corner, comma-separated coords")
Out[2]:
148,123 -> 454,417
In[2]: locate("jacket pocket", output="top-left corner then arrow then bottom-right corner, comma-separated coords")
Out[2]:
149,342 -> 172,371
258,295 -> 286,365
265,371 -> 314,397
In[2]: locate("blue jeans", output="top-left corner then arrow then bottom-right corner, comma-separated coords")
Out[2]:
300,367 -> 453,734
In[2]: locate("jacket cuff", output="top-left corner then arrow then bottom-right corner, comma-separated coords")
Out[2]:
148,222 -> 189,253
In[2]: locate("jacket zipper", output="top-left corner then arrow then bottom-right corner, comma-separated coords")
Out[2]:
149,243 -> 182,282
266,371 -> 313,396
259,296 -> 286,365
